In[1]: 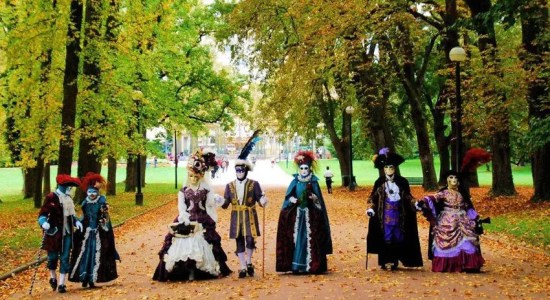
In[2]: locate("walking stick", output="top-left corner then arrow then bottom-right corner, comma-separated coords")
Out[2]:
262,204 -> 266,278
29,230 -> 46,295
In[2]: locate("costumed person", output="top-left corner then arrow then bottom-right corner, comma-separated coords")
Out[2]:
276,151 -> 333,274
37,174 -> 83,293
153,149 -> 232,281
69,172 -> 120,288
323,166 -> 334,194
416,148 -> 490,272
220,130 -> 268,278
366,148 -> 423,270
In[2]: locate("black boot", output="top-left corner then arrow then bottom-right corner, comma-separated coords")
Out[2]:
247,264 -> 255,277
58,285 -> 67,293
82,281 -> 88,288
238,269 -> 247,278
49,278 -> 57,291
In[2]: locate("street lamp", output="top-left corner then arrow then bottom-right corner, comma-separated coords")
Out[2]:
449,46 -> 466,171
316,122 -> 325,158
345,106 -> 356,191
133,90 -> 144,205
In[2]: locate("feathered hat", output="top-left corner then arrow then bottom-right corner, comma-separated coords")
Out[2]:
187,149 -> 210,176
56,174 -> 81,187
294,150 -> 318,173
461,148 -> 491,172
80,172 -> 106,192
373,147 -> 405,169
236,130 -> 261,171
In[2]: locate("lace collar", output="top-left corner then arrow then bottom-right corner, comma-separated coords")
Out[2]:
297,173 -> 312,183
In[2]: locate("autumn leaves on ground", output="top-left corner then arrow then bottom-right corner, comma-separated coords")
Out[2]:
1,184 -> 549,299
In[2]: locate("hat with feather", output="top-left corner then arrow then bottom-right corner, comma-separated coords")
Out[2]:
294,150 -> 318,173
373,147 -> 405,169
56,174 -> 81,187
236,130 -> 261,171
186,148 -> 218,176
80,172 -> 106,192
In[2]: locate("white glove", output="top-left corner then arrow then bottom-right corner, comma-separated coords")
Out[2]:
214,194 -> 225,206
366,208 -> 375,217
308,194 -> 319,201
289,196 -> 298,204
260,195 -> 268,207
41,222 -> 50,230
415,201 -> 422,211
75,221 -> 83,232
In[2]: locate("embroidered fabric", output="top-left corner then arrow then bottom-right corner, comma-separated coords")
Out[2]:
164,224 -> 220,276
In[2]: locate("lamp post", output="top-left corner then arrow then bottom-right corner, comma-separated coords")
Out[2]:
449,46 -> 466,171
174,130 -> 178,189
316,122 -> 325,158
134,90 -> 144,206
345,106 -> 356,191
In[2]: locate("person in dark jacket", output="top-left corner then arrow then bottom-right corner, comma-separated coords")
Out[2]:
366,148 -> 423,270
38,174 -> 83,293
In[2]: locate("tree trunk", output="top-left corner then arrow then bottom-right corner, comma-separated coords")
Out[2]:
388,30 -> 438,191
464,0 -> 516,196
43,162 -> 51,196
32,158 -> 45,208
23,169 -> 34,199
58,0 -> 84,175
125,154 -> 137,192
107,156 -> 117,196
519,0 -> 550,201
77,0 -> 103,178
316,83 -> 350,186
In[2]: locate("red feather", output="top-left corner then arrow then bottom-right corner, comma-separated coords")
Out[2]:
80,172 -> 106,191
55,174 -> 81,186
461,148 -> 492,172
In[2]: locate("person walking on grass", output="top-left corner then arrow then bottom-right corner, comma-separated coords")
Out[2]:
323,166 -> 334,194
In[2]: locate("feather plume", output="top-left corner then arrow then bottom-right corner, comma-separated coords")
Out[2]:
461,148 -> 491,172
238,130 -> 261,161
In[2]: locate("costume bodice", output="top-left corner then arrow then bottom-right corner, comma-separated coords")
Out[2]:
184,187 -> 209,220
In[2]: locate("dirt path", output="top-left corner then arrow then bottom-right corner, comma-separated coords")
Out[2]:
3,160 -> 549,299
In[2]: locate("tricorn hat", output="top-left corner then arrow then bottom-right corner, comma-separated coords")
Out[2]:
56,174 -> 81,187
373,147 -> 405,169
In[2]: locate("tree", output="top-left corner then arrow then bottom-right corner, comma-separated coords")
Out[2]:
464,0 -> 516,196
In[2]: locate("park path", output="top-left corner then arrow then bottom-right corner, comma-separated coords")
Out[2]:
4,159 -> 549,299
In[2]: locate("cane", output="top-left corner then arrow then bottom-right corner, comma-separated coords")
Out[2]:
29,230 -> 46,295
262,203 -> 266,278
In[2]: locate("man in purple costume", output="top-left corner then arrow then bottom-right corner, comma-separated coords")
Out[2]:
366,148 -> 423,270
220,157 -> 267,278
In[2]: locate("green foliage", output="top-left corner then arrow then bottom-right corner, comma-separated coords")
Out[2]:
0,0 -> 250,173
523,117 -> 550,152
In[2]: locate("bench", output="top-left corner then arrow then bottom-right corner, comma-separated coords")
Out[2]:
405,177 -> 423,186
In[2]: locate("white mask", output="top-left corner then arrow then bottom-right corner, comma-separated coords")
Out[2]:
447,175 -> 459,188
299,164 -> 311,177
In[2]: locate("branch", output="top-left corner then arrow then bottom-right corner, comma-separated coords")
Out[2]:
416,33 -> 439,86
407,7 -> 443,30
